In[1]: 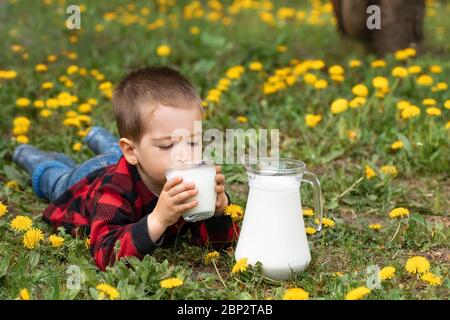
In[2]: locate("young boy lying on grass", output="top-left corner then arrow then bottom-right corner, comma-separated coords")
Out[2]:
13,67 -> 238,270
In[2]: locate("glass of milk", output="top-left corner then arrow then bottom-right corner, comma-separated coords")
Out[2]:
165,159 -> 217,222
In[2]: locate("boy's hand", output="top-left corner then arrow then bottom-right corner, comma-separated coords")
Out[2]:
214,165 -> 229,216
147,177 -> 198,242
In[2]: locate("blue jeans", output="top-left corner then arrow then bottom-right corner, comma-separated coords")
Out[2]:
13,127 -> 122,203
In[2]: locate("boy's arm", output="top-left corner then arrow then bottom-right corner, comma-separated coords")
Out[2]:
190,191 -> 239,249
89,186 -> 160,271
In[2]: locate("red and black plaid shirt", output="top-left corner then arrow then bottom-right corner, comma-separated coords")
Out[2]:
43,156 -> 238,271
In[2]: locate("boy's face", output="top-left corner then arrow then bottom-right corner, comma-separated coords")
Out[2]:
134,104 -> 203,187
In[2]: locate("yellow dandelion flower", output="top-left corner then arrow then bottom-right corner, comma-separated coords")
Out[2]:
313,79 -> 328,90
47,54 -> 57,62
15,135 -> 29,144
310,60 -> 325,70
73,142 -> 82,152
421,272 -> 442,286
16,98 -> 31,108
305,227 -> 317,235
35,64 -> 48,72
345,286 -> 371,300
0,202 -> 8,218
6,180 -> 19,190
372,76 -> 389,89
379,266 -> 395,280
87,98 -> 98,106
224,203 -> 244,221
416,75 -> 433,86
347,130 -> 358,141
160,277 -> 183,289
96,283 -> 120,299
303,73 -> 317,84
444,100 -> 450,110
33,100 -> 45,108
365,165 -> 376,179
156,45 -> 171,57
46,98 -> 59,109
405,256 -> 430,274
429,65 -> 442,74
40,109 -> 52,118
283,288 -> 309,300
303,208 -> 314,217
328,65 -> 344,76
78,103 -> 92,114
331,74 -> 345,82
330,98 -> 348,114
41,82 -> 53,90
48,234 -> 64,248
204,251 -> 220,264
190,26 -> 200,35
391,66 -> 408,78
349,60 -> 362,68
66,65 -> 79,75
391,140 -> 404,150
371,60 -> 386,68
249,61 -> 263,71
389,207 -> 409,218
426,107 -> 441,117
85,238 -> 91,249
23,228 -> 44,249
304,114 -> 322,128
401,105 -> 421,120
404,47 -> 416,57
0,70 -> 18,79
232,258 -> 248,274
316,217 -> 335,227
396,100 -> 410,110
276,45 -> 288,53
13,116 -> 31,128
10,215 -> 32,232
422,98 -> 436,106
446,121 -> 450,130
17,288 -> 30,300
434,82 -> 447,91
352,84 -> 369,97
236,116 -> 248,123
368,223 -> 383,230
98,81 -> 112,91
226,65 -> 245,79
380,165 -> 398,177
408,65 -> 422,74
394,49 -> 409,61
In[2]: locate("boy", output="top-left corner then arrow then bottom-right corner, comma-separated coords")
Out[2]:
13,67 -> 238,271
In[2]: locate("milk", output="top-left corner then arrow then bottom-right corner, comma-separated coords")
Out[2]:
166,164 -> 217,222
235,174 -> 311,280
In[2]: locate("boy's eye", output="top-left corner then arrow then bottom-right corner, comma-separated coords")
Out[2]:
158,144 -> 173,150
189,141 -> 200,147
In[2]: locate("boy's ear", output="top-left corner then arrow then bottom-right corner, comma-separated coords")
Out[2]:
119,138 -> 138,165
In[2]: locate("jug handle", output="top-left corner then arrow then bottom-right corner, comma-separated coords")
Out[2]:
302,171 -> 324,232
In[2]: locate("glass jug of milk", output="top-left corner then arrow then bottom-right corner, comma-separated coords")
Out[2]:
235,155 -> 324,280
165,160 -> 217,222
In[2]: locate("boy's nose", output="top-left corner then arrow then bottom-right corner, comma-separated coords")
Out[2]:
172,145 -> 191,164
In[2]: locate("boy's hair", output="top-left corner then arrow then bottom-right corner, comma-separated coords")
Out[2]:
112,66 -> 202,142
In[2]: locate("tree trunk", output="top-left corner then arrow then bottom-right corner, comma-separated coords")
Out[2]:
331,0 -> 426,56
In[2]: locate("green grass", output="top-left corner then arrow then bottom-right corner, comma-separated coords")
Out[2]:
0,0 -> 449,300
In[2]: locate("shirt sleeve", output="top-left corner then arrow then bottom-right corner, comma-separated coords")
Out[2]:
189,191 -> 240,250
89,185 -> 158,271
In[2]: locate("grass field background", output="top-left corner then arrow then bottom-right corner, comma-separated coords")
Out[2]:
0,0 -> 448,300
